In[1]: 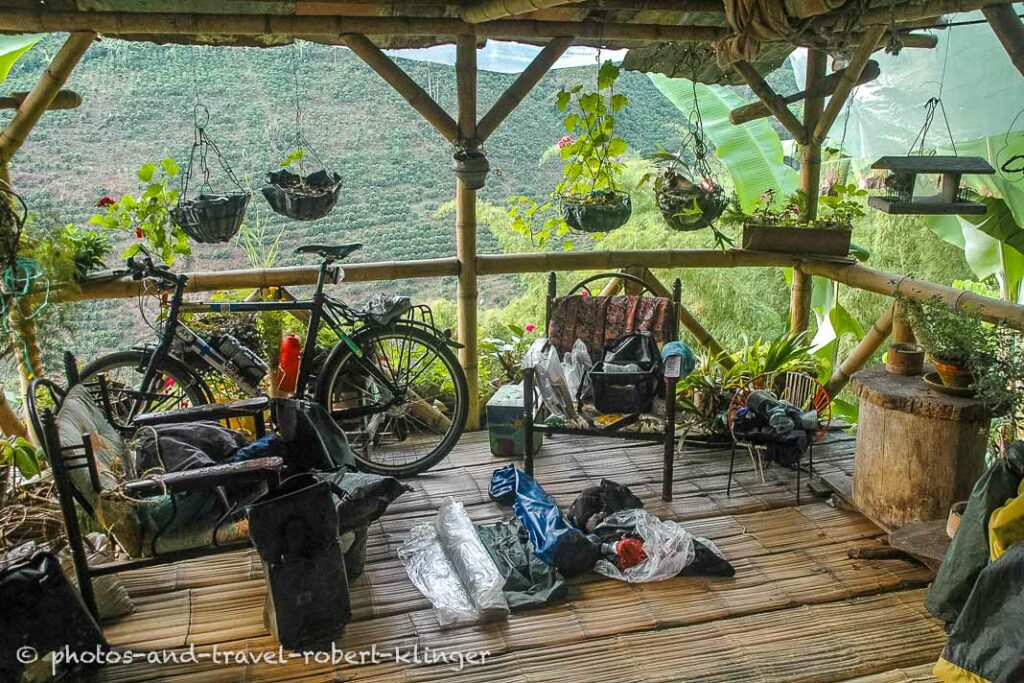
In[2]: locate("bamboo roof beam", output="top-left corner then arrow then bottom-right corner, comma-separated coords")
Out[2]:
855,0 -> 1017,26
343,33 -> 459,143
477,36 -> 572,142
0,11 -> 730,44
732,60 -> 807,144
0,32 -> 94,164
463,0 -> 585,24
812,25 -> 886,145
982,4 -> 1024,77
0,90 -> 82,112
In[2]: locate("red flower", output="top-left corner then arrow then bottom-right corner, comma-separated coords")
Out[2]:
525,324 -> 537,333
96,196 -> 116,208
557,135 -> 574,150
134,228 -> 143,239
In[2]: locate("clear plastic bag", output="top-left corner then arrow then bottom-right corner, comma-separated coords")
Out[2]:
398,521 -> 480,628
435,498 -> 509,619
593,508 -> 727,583
562,339 -> 593,401
523,340 -> 576,418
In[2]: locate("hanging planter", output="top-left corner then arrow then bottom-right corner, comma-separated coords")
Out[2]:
263,169 -> 342,222
172,106 -> 250,244
560,190 -> 632,233
655,172 -> 728,232
452,148 -> 489,190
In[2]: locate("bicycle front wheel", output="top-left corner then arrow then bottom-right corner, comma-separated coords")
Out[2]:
316,323 -> 468,476
79,350 -> 210,429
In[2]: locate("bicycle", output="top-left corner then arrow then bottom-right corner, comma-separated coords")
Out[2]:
79,243 -> 469,477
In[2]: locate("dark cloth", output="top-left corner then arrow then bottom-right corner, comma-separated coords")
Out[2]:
567,479 -> 644,532
475,518 -> 567,610
272,398 -> 357,472
133,421 -> 249,474
732,390 -> 813,467
314,470 -> 412,533
226,433 -> 289,464
489,465 -> 601,577
926,444 -> 1024,623
938,541 -> 1024,682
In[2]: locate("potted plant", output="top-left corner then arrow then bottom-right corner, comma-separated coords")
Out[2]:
642,147 -> 732,248
899,296 -> 992,388
263,148 -> 343,222
555,61 -> 631,233
90,158 -> 192,264
724,184 -> 866,257
452,146 -> 489,191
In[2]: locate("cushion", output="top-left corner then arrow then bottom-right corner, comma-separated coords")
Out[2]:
547,295 -> 672,361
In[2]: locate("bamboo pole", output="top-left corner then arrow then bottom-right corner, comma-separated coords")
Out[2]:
799,261 -> 1024,332
343,33 -> 459,144
477,36 -> 573,142
731,60 -> 807,144
456,34 -> 480,431
855,0 -> 1017,26
0,386 -> 27,438
476,249 -> 803,275
462,0 -> 584,23
639,269 -> 735,369
891,301 -> 916,345
0,33 -> 94,163
825,304 -> 893,396
57,258 -> 460,303
790,49 -> 826,335
812,25 -> 886,145
0,90 -> 81,112
729,61 -> 880,126
0,11 -> 731,44
982,5 -> 1024,78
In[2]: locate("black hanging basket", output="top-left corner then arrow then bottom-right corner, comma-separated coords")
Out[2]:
656,173 -> 728,232
560,190 -> 632,233
172,192 -> 250,244
263,169 -> 343,221
452,148 -> 490,190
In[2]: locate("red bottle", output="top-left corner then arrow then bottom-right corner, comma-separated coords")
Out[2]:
278,334 -> 301,394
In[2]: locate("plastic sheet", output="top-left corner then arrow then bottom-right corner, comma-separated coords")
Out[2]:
593,508 -> 727,583
563,339 -> 593,402
398,522 -> 480,628
435,498 -> 510,619
523,340 -> 576,418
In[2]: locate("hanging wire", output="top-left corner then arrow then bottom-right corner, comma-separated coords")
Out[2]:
288,42 -> 328,173
995,106 -> 1024,180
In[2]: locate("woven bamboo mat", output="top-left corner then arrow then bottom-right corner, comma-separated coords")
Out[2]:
840,664 -> 939,682
100,432 -> 944,683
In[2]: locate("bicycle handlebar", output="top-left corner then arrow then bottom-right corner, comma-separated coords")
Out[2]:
125,254 -> 186,288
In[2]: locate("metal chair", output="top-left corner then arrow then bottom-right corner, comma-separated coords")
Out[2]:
726,371 -> 832,506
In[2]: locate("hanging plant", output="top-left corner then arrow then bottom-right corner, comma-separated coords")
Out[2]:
508,60 -> 631,247
89,158 -> 191,264
170,106 -> 250,244
452,145 -> 490,191
263,148 -> 343,222
643,147 -> 731,247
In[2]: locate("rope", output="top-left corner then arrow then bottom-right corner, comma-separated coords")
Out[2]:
0,257 -> 49,378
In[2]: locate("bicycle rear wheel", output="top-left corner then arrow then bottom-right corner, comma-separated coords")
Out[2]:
315,323 -> 468,476
79,350 -> 210,429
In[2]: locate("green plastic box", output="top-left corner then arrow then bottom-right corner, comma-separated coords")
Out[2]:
486,382 -> 542,457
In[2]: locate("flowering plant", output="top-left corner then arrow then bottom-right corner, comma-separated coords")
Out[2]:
481,322 -> 542,386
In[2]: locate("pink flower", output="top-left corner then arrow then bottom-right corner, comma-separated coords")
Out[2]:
525,324 -> 536,333
557,135 -> 574,150
134,228 -> 143,239
700,177 -> 718,193
579,290 -> 590,297
96,196 -> 116,208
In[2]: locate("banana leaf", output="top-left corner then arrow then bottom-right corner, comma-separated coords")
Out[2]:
0,34 -> 42,83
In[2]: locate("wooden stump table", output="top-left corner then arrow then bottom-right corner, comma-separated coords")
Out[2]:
851,366 -> 989,530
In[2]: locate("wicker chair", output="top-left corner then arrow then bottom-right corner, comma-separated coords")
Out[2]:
726,371 -> 832,506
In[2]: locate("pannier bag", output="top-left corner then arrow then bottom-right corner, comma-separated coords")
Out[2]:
587,332 -> 663,414
248,474 -> 351,649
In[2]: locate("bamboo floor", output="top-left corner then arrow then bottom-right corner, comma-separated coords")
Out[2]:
97,430 -> 945,683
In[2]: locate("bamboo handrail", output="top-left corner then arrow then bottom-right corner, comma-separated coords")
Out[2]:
477,36 -> 573,142
476,249 -> 804,275
462,0 -> 584,23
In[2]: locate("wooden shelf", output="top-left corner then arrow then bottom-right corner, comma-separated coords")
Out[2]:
868,195 -> 989,215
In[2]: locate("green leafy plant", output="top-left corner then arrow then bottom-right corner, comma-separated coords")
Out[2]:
89,158 -> 189,264
640,147 -> 733,249
721,184 -> 866,231
480,322 -> 541,386
0,435 -> 43,480
507,60 -> 629,248
898,295 -> 992,365
21,217 -> 111,282
280,148 -> 305,169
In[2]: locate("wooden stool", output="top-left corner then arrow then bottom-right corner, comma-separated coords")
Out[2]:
851,366 -> 989,530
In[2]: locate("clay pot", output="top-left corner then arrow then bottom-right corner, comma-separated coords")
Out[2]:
932,356 -> 973,388
886,343 -> 925,376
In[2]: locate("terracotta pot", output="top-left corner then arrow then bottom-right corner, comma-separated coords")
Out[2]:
886,343 -> 925,376
946,501 -> 968,539
932,356 -> 973,388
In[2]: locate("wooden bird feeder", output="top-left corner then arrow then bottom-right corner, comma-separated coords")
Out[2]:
867,155 -> 995,215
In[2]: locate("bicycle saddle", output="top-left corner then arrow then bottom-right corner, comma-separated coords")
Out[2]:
294,243 -> 363,260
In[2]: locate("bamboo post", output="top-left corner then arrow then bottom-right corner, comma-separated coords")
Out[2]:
477,36 -> 573,142
825,303 -> 894,396
812,25 -> 886,145
891,300 -> 916,345
982,5 -> 1024,78
462,0 -> 584,23
0,385 -> 27,438
456,34 -> 480,431
343,33 -> 459,144
731,60 -> 808,144
790,49 -> 827,335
